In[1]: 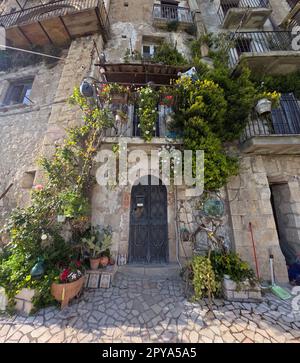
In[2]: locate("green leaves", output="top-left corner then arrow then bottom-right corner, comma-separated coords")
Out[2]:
151,42 -> 188,66
210,251 -> 256,284
191,255 -> 218,300
137,86 -> 159,142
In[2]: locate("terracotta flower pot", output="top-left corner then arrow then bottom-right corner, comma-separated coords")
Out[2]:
89,258 -> 100,270
99,256 -> 109,267
51,276 -> 84,309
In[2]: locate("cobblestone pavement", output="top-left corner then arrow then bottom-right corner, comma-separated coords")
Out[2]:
0,272 -> 300,343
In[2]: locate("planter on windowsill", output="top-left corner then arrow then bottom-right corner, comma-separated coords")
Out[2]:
222,275 -> 262,302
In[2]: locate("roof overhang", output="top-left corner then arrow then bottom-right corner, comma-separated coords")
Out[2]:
96,63 -> 190,85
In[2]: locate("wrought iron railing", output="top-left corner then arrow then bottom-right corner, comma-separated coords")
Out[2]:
218,0 -> 270,23
0,0 -> 109,31
229,31 -> 294,67
287,7 -> 300,28
104,103 -> 173,138
152,4 -> 193,23
241,94 -> 300,142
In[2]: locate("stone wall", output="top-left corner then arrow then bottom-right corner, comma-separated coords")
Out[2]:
36,34 -> 104,177
0,61 -> 64,227
0,32 -> 104,229
227,155 -> 300,283
106,0 -> 193,63
91,142 -> 178,264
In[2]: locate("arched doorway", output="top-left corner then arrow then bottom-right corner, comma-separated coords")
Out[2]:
128,175 -> 168,264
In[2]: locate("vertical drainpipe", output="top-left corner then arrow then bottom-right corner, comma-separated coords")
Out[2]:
174,186 -> 182,269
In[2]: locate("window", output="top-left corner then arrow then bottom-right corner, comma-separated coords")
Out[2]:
142,44 -> 159,59
4,79 -> 33,106
161,0 -> 179,20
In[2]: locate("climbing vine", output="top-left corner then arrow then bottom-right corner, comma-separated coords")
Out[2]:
0,87 -> 113,310
137,86 -> 159,142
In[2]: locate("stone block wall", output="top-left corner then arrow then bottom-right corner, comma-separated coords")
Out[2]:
0,61 -> 64,228
227,155 -> 300,283
106,0 -> 193,64
34,34 -> 104,179
91,142 -> 178,264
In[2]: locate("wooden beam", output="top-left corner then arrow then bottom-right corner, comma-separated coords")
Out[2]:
38,21 -> 53,45
59,16 -> 72,41
17,25 -> 32,47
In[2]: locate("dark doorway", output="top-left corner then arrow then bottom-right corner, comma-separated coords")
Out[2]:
270,183 -> 300,265
129,176 -> 168,264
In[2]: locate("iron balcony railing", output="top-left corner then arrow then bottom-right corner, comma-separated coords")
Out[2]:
218,0 -> 270,23
104,103 -> 173,138
241,94 -> 300,142
288,7 -> 300,28
229,31 -> 294,67
0,0 -> 109,30
218,0 -> 271,23
152,4 -> 193,24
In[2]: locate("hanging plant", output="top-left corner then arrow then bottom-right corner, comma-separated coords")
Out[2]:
137,86 -> 159,142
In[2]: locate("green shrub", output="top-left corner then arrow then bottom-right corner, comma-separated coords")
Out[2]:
152,42 -> 188,66
210,251 -> 256,284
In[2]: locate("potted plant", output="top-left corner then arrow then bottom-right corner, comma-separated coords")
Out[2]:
82,233 -> 101,270
255,91 -> 281,115
51,261 -> 84,309
100,248 -> 110,267
82,225 -> 112,270
98,226 -> 113,268
160,94 -> 175,107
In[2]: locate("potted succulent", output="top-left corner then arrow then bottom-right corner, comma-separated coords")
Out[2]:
51,261 -> 84,309
82,225 -> 112,270
82,233 -> 102,270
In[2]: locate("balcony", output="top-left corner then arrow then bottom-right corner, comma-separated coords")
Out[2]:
281,2 -> 300,29
0,0 -> 110,49
241,93 -> 300,154
152,4 -> 193,31
218,0 -> 271,29
103,103 -> 175,141
229,31 -> 300,75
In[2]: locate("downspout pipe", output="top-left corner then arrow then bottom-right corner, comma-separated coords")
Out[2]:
174,186 -> 182,269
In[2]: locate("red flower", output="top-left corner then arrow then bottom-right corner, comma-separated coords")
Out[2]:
34,184 -> 44,191
165,95 -> 173,100
60,268 -> 70,283
75,261 -> 81,268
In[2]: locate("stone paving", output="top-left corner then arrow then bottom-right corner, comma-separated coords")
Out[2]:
0,272 -> 300,343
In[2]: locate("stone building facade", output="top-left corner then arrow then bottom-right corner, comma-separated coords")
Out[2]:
1,0 -> 300,283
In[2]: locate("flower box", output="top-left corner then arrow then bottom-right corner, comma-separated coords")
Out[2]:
222,275 -> 262,302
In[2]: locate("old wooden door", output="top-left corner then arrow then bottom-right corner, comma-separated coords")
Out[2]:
129,177 -> 168,264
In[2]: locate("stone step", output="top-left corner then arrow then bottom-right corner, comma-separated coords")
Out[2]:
117,263 -> 181,279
